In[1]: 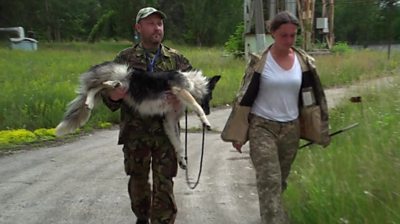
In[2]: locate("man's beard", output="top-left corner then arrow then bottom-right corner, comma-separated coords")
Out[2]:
141,32 -> 163,49
150,33 -> 163,44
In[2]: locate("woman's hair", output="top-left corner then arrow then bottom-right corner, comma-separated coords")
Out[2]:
269,11 -> 299,32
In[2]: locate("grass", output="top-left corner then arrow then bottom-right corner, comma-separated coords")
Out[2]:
0,42 -> 120,131
0,41 -> 246,132
316,49 -> 400,87
285,77 -> 400,223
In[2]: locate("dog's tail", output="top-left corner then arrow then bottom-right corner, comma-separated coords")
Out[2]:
55,94 -> 91,136
181,70 -> 208,98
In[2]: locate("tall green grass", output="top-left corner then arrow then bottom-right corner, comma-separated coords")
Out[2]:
285,77 -> 400,223
0,44 -> 119,130
316,49 -> 400,87
0,42 -> 246,131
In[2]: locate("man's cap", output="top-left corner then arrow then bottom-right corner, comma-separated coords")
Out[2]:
136,7 -> 166,23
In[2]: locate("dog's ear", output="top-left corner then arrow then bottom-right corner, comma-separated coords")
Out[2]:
200,75 -> 221,115
207,75 -> 221,91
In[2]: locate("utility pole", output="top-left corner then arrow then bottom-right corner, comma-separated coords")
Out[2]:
254,0 -> 266,50
244,0 -> 269,59
285,0 -> 297,15
269,0 -> 276,20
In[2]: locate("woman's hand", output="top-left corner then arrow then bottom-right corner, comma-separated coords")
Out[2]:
232,142 -> 243,153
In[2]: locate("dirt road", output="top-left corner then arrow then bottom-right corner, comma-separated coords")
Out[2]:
0,130 -> 258,224
0,76 -> 396,224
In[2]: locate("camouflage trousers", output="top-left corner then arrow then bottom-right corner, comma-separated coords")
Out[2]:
122,136 -> 178,224
248,114 -> 300,224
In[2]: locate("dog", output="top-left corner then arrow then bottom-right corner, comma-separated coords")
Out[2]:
55,61 -> 221,169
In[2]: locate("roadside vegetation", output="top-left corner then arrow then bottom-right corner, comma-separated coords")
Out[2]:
317,42 -> 400,87
286,76 -> 400,224
0,41 -> 399,223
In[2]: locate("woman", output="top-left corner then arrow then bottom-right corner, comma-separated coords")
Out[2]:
221,11 -> 330,223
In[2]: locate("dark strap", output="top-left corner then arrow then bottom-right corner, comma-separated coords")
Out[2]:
146,47 -> 161,72
184,110 -> 205,189
299,123 -> 359,149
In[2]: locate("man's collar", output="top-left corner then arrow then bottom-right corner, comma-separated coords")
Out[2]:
135,43 -> 172,58
160,44 -> 172,58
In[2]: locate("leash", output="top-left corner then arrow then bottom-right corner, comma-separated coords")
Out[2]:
184,110 -> 206,189
299,123 -> 359,149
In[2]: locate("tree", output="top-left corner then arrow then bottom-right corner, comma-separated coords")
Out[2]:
377,0 -> 400,58
182,0 -> 242,46
334,0 -> 400,45
334,0 -> 380,45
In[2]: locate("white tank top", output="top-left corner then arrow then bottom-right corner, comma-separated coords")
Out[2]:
251,51 -> 302,122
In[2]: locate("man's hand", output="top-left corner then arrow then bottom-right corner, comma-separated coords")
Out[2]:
164,91 -> 181,111
109,86 -> 127,101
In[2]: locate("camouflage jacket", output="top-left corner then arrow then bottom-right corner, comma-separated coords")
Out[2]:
221,45 -> 330,146
103,43 -> 192,144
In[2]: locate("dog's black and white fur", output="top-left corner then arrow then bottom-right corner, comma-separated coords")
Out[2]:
55,61 -> 220,169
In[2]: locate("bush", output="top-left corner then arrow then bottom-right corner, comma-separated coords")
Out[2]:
0,129 -> 37,146
34,128 -> 56,141
224,22 -> 245,58
331,41 -> 352,54
97,121 -> 112,129
0,128 -> 58,147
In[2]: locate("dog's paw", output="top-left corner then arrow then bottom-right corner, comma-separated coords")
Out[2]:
178,157 -> 187,170
85,101 -> 94,110
199,115 -> 211,130
202,121 -> 211,130
204,123 -> 211,131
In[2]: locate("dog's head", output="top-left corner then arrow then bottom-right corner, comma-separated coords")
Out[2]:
201,75 -> 221,115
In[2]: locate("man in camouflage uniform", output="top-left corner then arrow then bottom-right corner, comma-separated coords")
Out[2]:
103,7 -> 192,224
